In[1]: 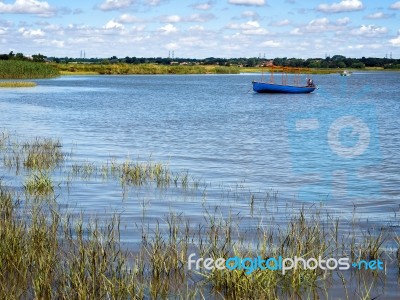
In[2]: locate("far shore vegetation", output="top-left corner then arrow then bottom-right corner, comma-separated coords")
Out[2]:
53,54 -> 400,75
1,51 -> 399,78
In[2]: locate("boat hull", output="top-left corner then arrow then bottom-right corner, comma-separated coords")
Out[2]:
252,81 -> 316,94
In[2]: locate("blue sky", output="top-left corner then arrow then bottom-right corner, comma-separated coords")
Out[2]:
0,0 -> 399,58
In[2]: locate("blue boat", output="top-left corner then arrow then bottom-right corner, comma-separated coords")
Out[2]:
252,64 -> 316,94
252,81 -> 316,93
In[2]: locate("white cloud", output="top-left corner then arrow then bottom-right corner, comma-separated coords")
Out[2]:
161,15 -> 181,23
46,39 -> 65,47
165,42 -> 178,50
260,40 -> 281,47
189,25 -> 205,31
390,1 -> 400,9
241,10 -> 259,19
226,20 -> 270,34
0,27 -> 7,34
336,17 -> 351,25
351,25 -> 388,37
270,19 -> 290,26
104,20 -> 125,29
18,27 -> 45,37
290,17 -> 346,35
228,0 -> 265,6
243,28 -> 269,35
290,28 -> 302,35
227,20 -> 261,30
365,12 -> 393,19
186,13 -> 215,22
118,14 -> 143,23
306,17 -> 330,32
146,0 -> 164,5
192,2 -> 212,10
349,43 -> 382,49
390,31 -> 400,46
390,36 -> 400,46
98,0 -> 134,11
317,0 -> 363,13
348,44 -> 364,49
0,0 -> 54,17
159,23 -> 178,34
367,43 -> 382,49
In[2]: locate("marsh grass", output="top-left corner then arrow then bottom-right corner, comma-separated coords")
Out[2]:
0,186 -> 141,299
0,81 -> 37,88
24,171 -> 54,197
69,158 -> 197,191
23,138 -> 64,170
0,60 -> 59,79
56,63 -> 240,75
0,179 -> 397,299
0,133 -> 64,173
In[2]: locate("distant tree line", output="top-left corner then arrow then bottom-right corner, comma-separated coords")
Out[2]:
50,55 -> 400,69
2,51 -> 400,69
0,51 -> 47,62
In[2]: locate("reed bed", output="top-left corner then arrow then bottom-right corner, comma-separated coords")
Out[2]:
0,131 -> 398,299
56,63 -> 240,75
0,134 -> 64,173
24,171 -> 54,197
0,81 -> 37,88
0,184 -> 394,299
0,60 -> 59,79
69,159 -> 197,190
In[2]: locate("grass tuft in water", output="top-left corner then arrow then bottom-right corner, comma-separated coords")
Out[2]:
24,171 -> 54,196
23,138 -> 64,170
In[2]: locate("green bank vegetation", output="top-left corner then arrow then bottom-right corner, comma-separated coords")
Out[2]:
0,60 -> 59,79
240,66 -> 340,74
56,63 -> 240,75
0,81 -> 37,88
0,131 -> 399,298
52,54 -> 400,70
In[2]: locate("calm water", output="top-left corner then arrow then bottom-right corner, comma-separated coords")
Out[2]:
1,73 -> 400,297
1,73 -> 399,233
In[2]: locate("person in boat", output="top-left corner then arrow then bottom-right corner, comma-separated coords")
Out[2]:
307,78 -> 314,87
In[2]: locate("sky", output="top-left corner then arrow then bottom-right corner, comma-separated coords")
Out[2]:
0,0 -> 399,59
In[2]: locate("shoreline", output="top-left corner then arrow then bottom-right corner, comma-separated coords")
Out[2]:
58,68 -> 400,76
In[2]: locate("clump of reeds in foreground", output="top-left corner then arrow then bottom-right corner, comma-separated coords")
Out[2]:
0,134 -> 64,172
0,81 -> 37,88
22,137 -> 63,170
24,171 -> 54,197
0,176 -> 397,299
0,183 -> 140,299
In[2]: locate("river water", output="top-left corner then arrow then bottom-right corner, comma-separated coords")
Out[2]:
1,73 -> 399,224
1,72 -> 400,297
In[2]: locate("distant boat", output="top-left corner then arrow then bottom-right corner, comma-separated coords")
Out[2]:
340,70 -> 352,76
252,64 -> 316,94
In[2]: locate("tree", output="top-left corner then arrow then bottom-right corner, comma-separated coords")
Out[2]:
337,61 -> 346,68
32,53 -> 46,62
15,53 -> 25,60
350,62 -> 365,69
